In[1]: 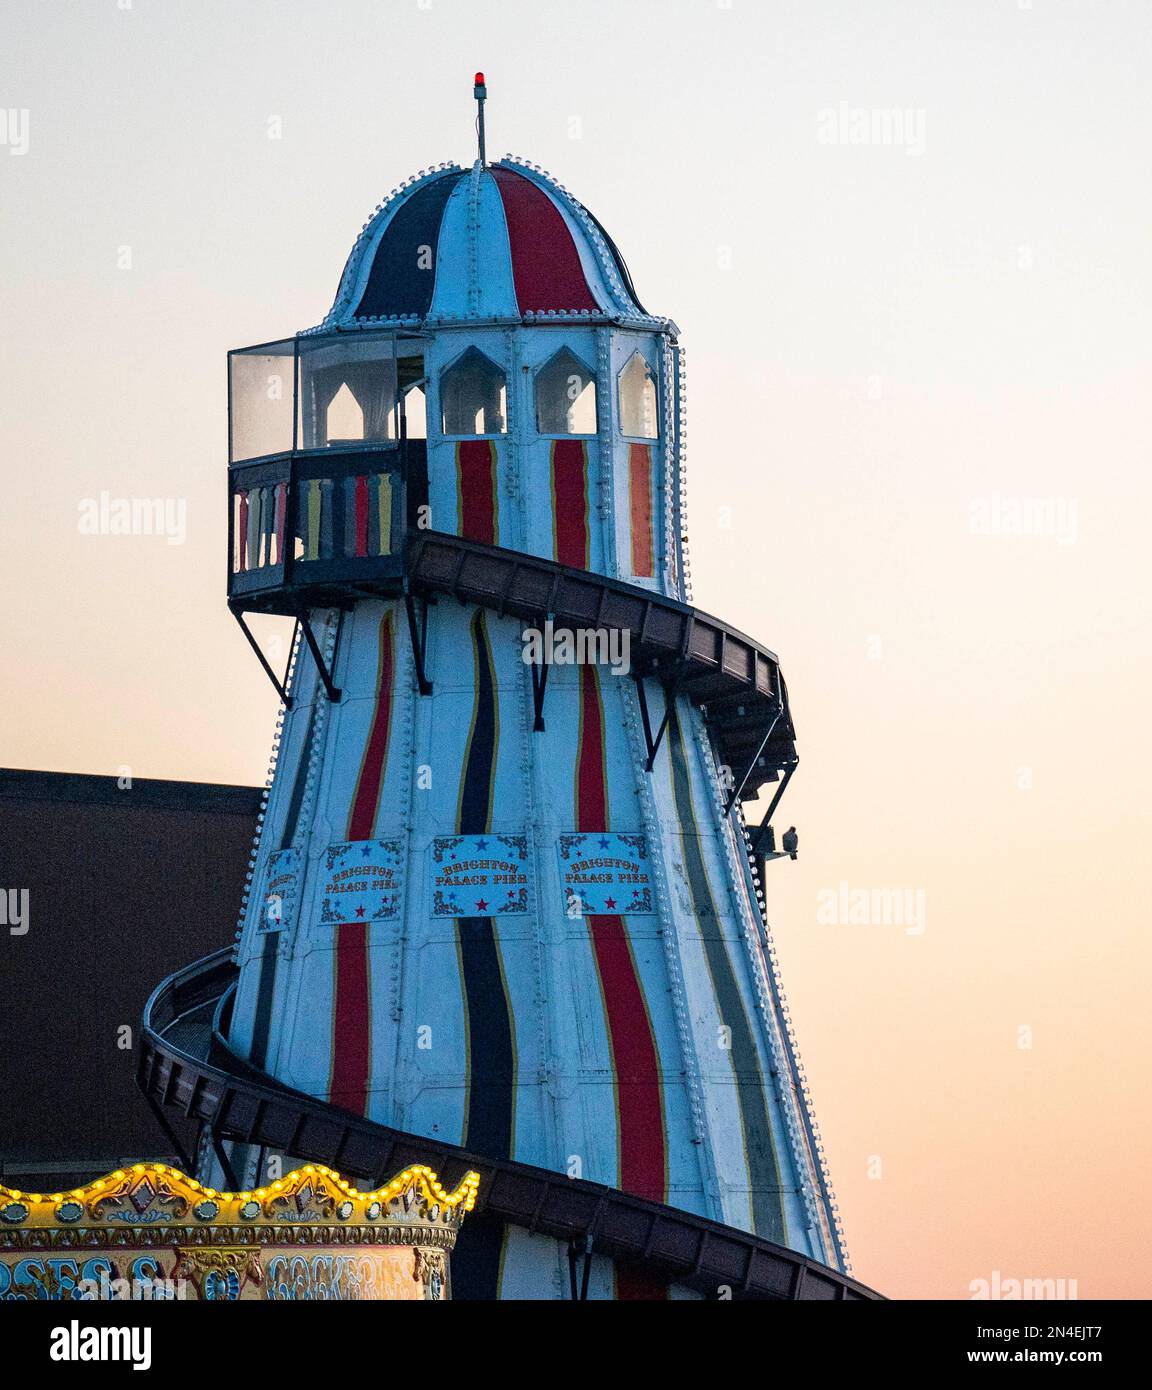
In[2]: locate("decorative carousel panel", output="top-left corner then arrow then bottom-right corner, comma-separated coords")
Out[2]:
0,1164 -> 477,1302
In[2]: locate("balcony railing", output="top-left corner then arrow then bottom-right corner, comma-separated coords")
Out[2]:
228,443 -> 425,612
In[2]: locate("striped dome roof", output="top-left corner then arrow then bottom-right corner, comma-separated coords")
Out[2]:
314,158 -> 657,331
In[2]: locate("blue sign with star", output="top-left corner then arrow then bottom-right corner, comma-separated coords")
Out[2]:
258,847 -> 299,933
319,839 -> 404,924
431,834 -> 530,917
557,833 -> 654,916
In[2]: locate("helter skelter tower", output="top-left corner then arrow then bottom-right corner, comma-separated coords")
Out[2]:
194,79 -> 855,1299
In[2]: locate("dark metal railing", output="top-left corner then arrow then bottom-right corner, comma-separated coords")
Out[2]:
227,442 -> 425,610
138,948 -> 881,1302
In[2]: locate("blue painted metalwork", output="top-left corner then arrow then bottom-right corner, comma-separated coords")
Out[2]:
217,139 -> 848,1298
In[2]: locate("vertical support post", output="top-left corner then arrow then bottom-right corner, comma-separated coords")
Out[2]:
748,759 -> 798,857
473,72 -> 487,165
209,1127 -> 242,1191
141,1089 -> 195,1175
404,589 -> 433,696
531,656 -> 549,732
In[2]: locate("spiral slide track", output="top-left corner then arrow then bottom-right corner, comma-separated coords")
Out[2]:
138,950 -> 879,1302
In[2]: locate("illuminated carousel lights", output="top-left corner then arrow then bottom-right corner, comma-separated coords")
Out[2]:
0,1163 -> 479,1225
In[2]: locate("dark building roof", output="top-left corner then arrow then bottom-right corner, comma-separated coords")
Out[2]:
0,768 -> 260,1190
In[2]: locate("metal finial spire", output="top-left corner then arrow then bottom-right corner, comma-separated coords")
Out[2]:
473,71 -> 487,166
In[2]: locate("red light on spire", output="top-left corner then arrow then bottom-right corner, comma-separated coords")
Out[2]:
473,72 -> 488,166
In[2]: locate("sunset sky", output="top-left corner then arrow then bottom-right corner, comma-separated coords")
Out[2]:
2,0 -> 1149,1298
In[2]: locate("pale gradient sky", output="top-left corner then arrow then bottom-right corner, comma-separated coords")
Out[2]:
2,0 -> 1149,1298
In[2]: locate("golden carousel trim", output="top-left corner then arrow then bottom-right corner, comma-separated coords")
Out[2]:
1,1164 -> 478,1300
0,1162 -> 478,1246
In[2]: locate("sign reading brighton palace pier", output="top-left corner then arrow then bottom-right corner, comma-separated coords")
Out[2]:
431,834 -> 531,917
557,833 -> 654,915
319,839 -> 404,925
259,847 -> 299,933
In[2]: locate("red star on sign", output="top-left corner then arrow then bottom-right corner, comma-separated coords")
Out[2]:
476,898 -> 489,912
355,906 -> 366,917
605,897 -> 617,909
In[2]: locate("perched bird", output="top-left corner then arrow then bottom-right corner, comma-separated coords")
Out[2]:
782,826 -> 798,860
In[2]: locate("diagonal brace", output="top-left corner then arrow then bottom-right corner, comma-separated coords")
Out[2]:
295,608 -> 342,702
724,707 -> 783,816
747,759 -> 798,857
530,655 -> 549,733
403,589 -> 433,695
634,670 -> 682,771
209,1125 -> 242,1191
567,1235 -> 594,1301
232,610 -> 297,708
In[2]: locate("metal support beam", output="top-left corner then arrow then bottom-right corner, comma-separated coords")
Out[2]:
209,1126 -> 242,1191
142,1089 -> 194,1175
567,1235 -> 594,1301
295,609 -> 342,702
748,759 -> 798,857
634,673 -> 679,771
530,655 -> 549,733
724,708 -> 783,815
231,610 -> 296,707
403,589 -> 433,695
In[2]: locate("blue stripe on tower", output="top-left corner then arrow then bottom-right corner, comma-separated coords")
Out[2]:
666,704 -> 788,1244
449,610 -> 517,1300
353,172 -> 461,319
249,698 -> 323,1070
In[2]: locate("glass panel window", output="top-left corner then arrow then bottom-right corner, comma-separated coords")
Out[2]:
403,384 -> 427,440
618,351 -> 659,440
229,341 -> 295,462
397,348 -> 427,440
297,334 -> 398,449
535,348 -> 597,435
440,346 -> 507,435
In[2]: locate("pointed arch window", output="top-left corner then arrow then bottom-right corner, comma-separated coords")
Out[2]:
535,347 -> 597,435
402,383 -> 427,440
326,382 -> 365,443
440,347 -> 507,436
618,351 -> 659,440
